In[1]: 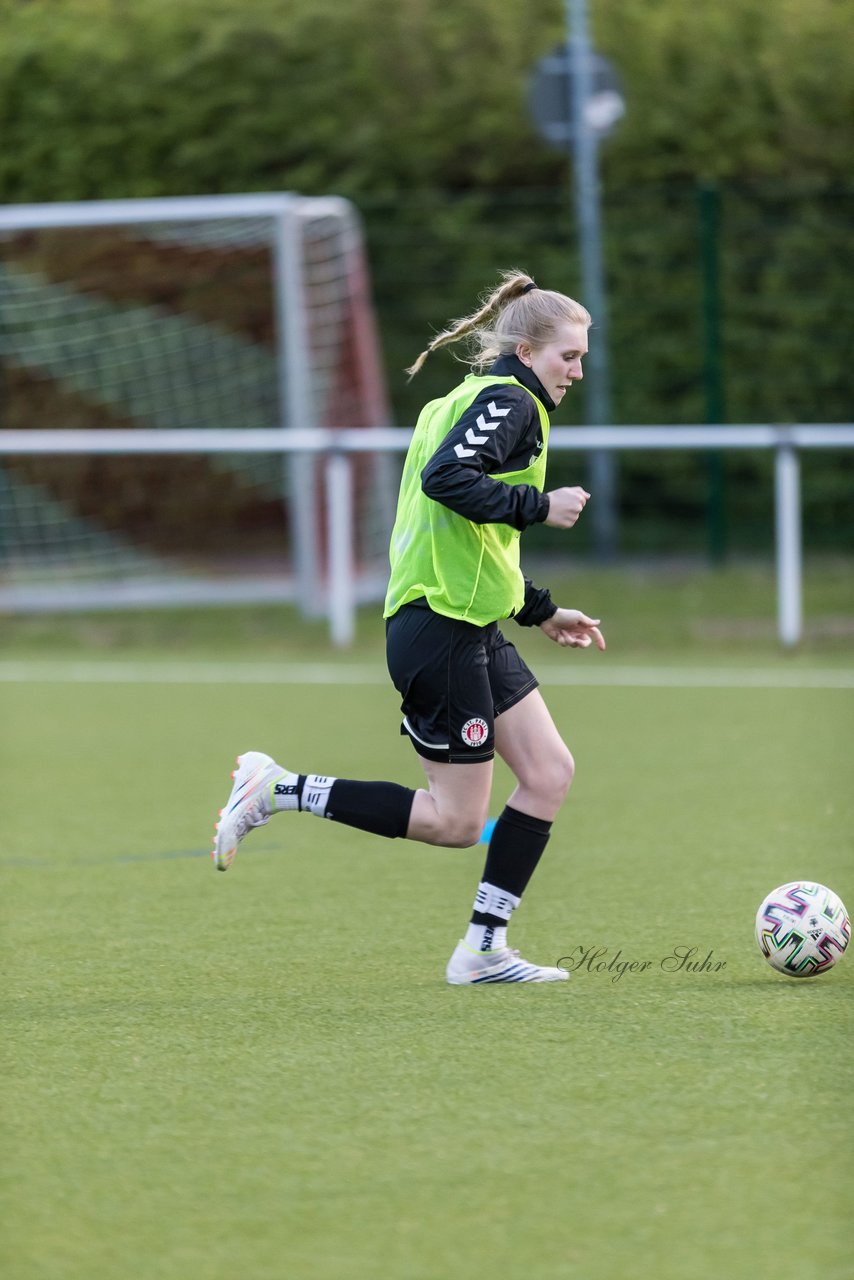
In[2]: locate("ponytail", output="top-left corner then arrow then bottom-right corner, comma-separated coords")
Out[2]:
406,270 -> 590,379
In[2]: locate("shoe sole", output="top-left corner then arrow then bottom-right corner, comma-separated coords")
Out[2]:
212,758 -> 241,871
447,972 -> 569,984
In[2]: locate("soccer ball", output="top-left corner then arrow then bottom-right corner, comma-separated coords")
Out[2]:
755,881 -> 850,977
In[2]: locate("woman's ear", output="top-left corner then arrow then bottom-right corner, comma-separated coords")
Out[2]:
516,341 -> 533,368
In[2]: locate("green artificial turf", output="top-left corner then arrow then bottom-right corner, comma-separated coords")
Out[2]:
2,632 -> 852,1278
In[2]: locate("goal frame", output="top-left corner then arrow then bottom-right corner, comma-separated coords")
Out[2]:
0,192 -> 392,617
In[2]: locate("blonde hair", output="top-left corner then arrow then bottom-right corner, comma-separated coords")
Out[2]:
405,269 -> 591,379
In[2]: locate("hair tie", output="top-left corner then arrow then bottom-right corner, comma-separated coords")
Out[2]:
521,281 -> 538,294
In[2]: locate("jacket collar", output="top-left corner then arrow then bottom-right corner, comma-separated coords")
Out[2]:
489,353 -> 556,413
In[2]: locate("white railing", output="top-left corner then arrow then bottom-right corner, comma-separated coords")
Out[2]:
1,423 -> 852,646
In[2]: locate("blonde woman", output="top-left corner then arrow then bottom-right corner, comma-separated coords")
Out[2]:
213,271 -> 605,984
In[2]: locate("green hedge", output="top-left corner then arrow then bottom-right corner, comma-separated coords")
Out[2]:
2,0 -> 851,196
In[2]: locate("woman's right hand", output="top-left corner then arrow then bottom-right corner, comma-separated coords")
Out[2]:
543,486 -> 591,529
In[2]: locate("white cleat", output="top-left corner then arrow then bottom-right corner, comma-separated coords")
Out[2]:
212,751 -> 287,871
446,940 -> 569,985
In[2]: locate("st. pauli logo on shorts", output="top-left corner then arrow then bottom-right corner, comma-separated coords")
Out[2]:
461,717 -> 488,747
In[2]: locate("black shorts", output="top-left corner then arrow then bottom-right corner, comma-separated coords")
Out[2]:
385,600 -> 538,764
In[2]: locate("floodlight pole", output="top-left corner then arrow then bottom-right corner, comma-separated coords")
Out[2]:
567,0 -> 617,558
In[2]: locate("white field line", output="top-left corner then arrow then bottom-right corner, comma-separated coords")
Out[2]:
1,660 -> 853,690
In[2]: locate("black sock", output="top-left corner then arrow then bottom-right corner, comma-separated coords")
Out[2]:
301,776 -> 415,840
469,805 -> 552,928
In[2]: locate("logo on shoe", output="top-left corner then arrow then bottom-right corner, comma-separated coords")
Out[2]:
461,717 -> 488,747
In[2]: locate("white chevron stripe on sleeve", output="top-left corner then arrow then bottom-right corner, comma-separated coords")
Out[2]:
451,399 -> 512,458
476,413 -> 500,432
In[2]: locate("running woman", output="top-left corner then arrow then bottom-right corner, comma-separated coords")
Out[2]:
212,270 -> 605,984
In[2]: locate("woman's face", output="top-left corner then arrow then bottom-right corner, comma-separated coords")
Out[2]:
517,322 -> 589,406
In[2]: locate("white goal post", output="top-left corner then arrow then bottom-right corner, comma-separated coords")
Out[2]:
1,422 -> 851,647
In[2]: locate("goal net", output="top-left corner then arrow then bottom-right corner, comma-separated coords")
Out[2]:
0,194 -> 396,616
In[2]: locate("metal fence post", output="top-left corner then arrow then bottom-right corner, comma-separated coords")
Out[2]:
325,450 -> 355,647
567,0 -> 618,560
775,443 -> 803,647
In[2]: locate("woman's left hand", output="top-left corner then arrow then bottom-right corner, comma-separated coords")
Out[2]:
539,609 -> 606,650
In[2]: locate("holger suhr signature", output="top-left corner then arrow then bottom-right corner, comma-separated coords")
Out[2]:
555,945 -> 727,983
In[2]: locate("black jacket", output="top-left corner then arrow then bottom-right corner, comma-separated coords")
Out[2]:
420,353 -> 558,627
